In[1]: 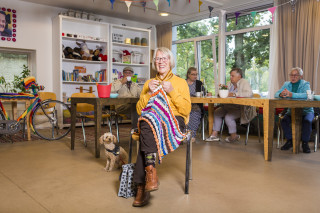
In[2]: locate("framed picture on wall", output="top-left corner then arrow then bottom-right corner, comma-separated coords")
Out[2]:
0,7 -> 17,42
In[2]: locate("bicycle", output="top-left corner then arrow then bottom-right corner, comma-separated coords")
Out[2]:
0,76 -> 71,140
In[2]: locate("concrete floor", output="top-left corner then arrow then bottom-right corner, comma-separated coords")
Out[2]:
0,133 -> 320,213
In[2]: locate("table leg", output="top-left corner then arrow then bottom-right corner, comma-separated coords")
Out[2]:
264,100 -> 274,161
70,102 -> 76,150
208,103 -> 214,136
12,102 -> 17,120
291,108 -> 302,154
95,101 -> 102,158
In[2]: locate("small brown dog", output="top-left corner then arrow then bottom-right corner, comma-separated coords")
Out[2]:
99,132 -> 128,172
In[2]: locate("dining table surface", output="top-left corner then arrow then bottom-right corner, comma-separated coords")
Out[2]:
191,96 -> 320,161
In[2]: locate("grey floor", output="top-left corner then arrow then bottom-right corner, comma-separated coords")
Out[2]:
1,132 -> 320,213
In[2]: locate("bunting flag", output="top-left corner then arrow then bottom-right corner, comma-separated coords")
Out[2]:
110,0 -> 115,9
250,11 -> 257,25
125,1 -> 132,13
199,0 -> 203,12
141,1 -> 147,12
167,0 -> 171,7
268,6 -> 277,23
235,12 -> 241,25
189,0 -> 190,3
208,6 -> 214,18
153,0 -> 159,11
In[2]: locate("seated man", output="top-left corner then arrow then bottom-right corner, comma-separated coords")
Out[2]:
111,66 -> 141,119
205,68 -> 256,142
274,67 -> 314,153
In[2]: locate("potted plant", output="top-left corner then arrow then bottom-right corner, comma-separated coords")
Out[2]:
218,84 -> 229,98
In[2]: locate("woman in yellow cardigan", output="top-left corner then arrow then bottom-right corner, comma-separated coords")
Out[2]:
132,47 -> 191,207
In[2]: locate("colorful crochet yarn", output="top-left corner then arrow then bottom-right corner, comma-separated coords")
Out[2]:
0,93 -> 35,99
138,86 -> 186,163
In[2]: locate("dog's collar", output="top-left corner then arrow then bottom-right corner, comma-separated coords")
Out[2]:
106,145 -> 120,156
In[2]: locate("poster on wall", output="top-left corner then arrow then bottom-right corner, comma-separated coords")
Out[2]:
0,7 -> 16,42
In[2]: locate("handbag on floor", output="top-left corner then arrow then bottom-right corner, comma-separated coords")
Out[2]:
118,163 -> 136,198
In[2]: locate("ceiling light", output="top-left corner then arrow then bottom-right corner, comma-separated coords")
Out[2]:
159,13 -> 169,17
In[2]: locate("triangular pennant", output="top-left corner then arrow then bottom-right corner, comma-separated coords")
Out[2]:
141,1 -> 147,12
189,0 -> 190,3
208,6 -> 214,18
153,0 -> 159,11
125,1 -> 132,13
167,0 -> 170,7
199,0 -> 203,13
251,11 -> 257,25
110,0 -> 115,9
235,12 -> 241,25
268,6 -> 277,23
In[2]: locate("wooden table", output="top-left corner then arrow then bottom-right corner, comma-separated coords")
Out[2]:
0,98 -> 33,140
70,97 -> 139,158
191,97 -> 320,161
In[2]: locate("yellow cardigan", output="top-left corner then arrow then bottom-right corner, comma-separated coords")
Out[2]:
136,70 -> 191,124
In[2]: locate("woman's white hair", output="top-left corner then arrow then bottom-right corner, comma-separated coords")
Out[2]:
291,67 -> 303,76
152,47 -> 175,70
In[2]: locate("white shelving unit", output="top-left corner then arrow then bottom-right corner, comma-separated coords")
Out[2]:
110,24 -> 150,86
53,15 -> 109,101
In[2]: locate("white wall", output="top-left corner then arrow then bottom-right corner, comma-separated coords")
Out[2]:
0,0 -> 156,92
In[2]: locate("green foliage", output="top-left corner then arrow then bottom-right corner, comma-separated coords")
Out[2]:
0,65 -> 31,93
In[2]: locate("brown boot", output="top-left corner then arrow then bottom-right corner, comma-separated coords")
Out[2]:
145,165 -> 159,192
132,184 -> 150,207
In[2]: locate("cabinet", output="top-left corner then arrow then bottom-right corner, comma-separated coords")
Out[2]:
53,16 -> 151,103
53,15 -> 109,101
110,24 -> 150,86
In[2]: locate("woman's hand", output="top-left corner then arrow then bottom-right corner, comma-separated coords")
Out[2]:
161,81 -> 174,93
148,80 -> 160,94
280,89 -> 292,97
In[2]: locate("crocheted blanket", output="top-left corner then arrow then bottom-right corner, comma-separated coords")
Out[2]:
138,86 -> 186,163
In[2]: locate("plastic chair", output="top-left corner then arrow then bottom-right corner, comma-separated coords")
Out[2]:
277,108 -> 319,152
71,92 -> 115,147
128,128 -> 193,194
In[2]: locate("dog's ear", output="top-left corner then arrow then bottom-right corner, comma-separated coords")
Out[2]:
99,135 -> 105,145
113,135 -> 117,143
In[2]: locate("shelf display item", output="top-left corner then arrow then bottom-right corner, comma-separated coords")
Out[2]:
131,51 -> 143,64
141,38 -> 148,46
134,37 -> 140,45
113,33 -> 123,43
122,50 -> 131,64
125,38 -> 131,44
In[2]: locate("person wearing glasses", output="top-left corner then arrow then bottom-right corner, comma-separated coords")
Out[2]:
186,67 -> 207,143
111,66 -> 141,119
275,67 -> 314,153
132,47 -> 191,207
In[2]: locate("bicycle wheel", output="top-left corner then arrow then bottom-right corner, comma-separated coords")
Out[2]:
32,100 -> 71,140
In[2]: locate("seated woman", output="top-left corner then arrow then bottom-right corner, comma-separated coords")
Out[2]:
205,68 -> 255,142
274,67 -> 314,153
132,47 -> 191,207
186,67 -> 205,143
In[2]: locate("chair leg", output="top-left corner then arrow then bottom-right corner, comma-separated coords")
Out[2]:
257,116 -> 261,143
277,125 -> 281,149
108,117 -> 112,133
129,130 -> 133,164
245,122 -> 250,145
202,116 -> 205,141
115,115 -> 120,143
185,132 -> 191,194
220,119 -> 225,139
81,117 -> 87,147
315,119 -> 319,152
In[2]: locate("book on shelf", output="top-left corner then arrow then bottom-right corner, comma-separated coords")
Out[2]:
95,69 -> 107,82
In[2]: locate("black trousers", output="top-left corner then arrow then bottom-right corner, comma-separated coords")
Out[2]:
133,116 -> 185,184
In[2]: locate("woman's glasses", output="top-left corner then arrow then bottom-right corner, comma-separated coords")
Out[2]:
154,57 -> 169,62
289,74 -> 300,78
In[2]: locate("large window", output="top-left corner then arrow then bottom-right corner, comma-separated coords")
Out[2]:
173,8 -> 272,96
172,17 -> 219,95
0,49 -> 32,92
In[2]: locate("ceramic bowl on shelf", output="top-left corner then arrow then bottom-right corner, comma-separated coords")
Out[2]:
110,93 -> 119,98
314,95 -> 320,101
